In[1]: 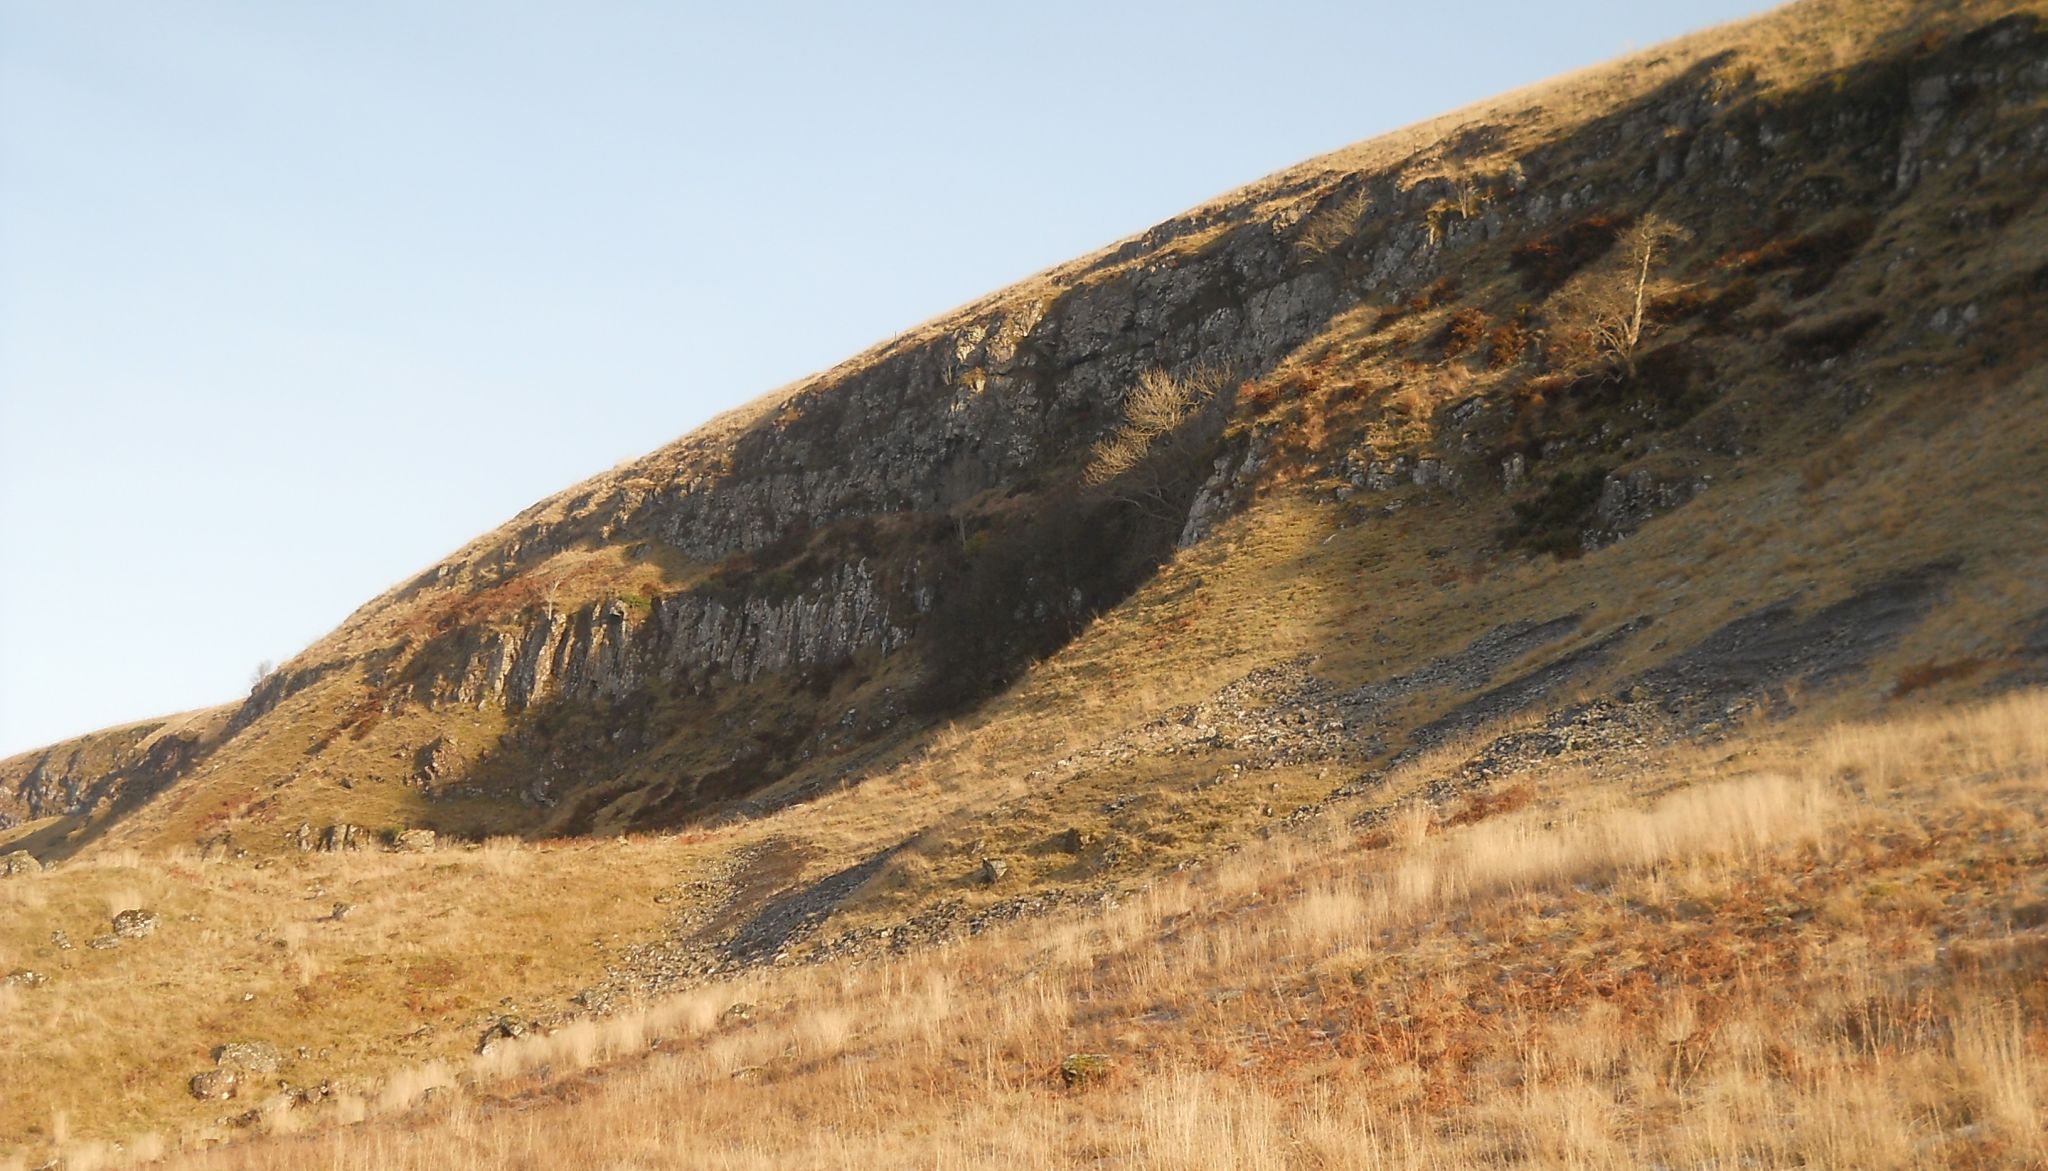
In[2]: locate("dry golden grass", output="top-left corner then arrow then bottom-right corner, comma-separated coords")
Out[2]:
5,339 -> 2041,1160
17,345 -> 2038,1161
6,1 -> 2048,1164
0,834 -> 722,1153
26,688 -> 2028,1170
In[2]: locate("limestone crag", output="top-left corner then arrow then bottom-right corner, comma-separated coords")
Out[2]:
396,559 -> 911,713
8,10 -> 2044,841
259,28 -> 2048,736
0,716 -> 221,827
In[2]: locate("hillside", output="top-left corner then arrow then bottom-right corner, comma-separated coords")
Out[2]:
3,0 -> 2048,1165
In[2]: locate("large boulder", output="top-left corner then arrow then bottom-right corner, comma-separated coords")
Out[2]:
393,828 -> 437,853
0,851 -> 42,877
214,1041 -> 283,1074
318,824 -> 366,852
111,909 -> 160,940
189,1069 -> 239,1101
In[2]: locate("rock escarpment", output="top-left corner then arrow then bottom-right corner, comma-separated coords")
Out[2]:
6,5 -> 2044,845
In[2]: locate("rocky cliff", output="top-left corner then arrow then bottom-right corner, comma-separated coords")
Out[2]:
4,0 -> 2045,856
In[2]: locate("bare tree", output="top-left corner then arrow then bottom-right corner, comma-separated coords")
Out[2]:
1084,367 -> 1231,523
1579,215 -> 1689,379
1297,188 -> 1368,259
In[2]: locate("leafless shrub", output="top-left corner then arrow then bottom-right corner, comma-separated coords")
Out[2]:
1567,215 -> 1691,379
1297,187 -> 1368,258
1083,367 -> 1232,522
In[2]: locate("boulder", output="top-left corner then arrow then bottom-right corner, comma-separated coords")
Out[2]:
189,1069 -> 239,1101
3,969 -> 48,988
112,909 -> 160,940
214,1041 -> 283,1074
393,829 -> 437,853
1501,453 -> 1527,493
979,857 -> 1010,885
318,824 -> 364,852
1584,466 -> 1708,549
0,851 -> 42,877
475,1017 -> 529,1056
413,737 -> 457,785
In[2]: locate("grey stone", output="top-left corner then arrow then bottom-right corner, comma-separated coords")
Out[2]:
189,1069 -> 239,1101
0,851 -> 41,877
111,909 -> 160,940
393,829 -> 437,853
475,1017 -> 529,1056
979,857 -> 1009,885
1366,458 -> 1408,491
413,737 -> 456,785
318,824 -> 364,852
214,1041 -> 283,1074
1501,453 -> 1526,493
1585,468 -> 1708,549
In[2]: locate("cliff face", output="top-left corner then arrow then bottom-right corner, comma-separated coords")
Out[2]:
393,560 -> 913,713
6,1 -> 2046,852
0,711 -> 226,830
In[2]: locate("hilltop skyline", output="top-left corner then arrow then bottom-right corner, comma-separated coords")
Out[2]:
0,0 -> 1773,757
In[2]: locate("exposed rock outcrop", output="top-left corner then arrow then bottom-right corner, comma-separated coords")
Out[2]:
10,7 -> 2045,846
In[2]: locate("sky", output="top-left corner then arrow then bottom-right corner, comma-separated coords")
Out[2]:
0,0 -> 1776,758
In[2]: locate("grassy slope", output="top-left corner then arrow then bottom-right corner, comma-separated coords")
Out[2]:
54,690 -> 2048,1170
2,351 -> 2040,1155
3,0 -> 2048,1162
50,0 -> 2030,859
4,0 -> 2016,860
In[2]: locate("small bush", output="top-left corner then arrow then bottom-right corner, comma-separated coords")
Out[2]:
1442,783 -> 1536,828
1717,212 -> 1876,297
1297,187 -> 1368,258
1440,308 -> 1491,360
1509,216 -> 1624,294
1486,316 -> 1534,369
1892,658 -> 1985,697
1694,276 -> 1762,332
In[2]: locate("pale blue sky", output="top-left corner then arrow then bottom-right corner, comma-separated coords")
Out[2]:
0,0 -> 1773,757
